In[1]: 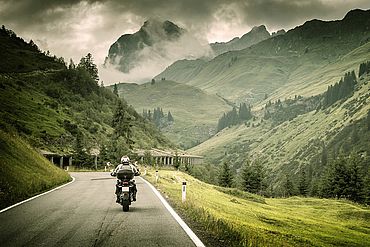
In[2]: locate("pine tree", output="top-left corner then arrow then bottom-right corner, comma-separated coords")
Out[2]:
167,111 -> 174,122
298,170 -> 308,196
359,62 -> 366,77
240,161 -> 253,192
112,100 -> 133,149
73,131 -> 90,167
240,160 -> 265,194
321,144 -> 328,166
367,110 -> 370,131
78,53 -> 99,83
320,155 -> 364,201
99,143 -> 110,166
346,154 -> 364,202
143,151 -> 153,166
113,83 -> 118,96
68,58 -> 75,70
217,113 -> 227,132
218,162 -> 233,187
239,103 -> 251,121
363,172 -> 370,205
283,175 -> 295,197
173,151 -> 180,169
230,107 -> 239,125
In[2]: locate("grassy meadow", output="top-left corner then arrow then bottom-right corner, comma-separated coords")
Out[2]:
144,168 -> 370,247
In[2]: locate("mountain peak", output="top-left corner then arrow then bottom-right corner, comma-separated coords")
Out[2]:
343,8 -> 369,20
210,25 -> 271,56
141,19 -> 184,37
104,18 -> 186,73
251,25 -> 267,32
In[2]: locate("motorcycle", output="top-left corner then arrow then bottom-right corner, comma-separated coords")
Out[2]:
111,166 -> 140,212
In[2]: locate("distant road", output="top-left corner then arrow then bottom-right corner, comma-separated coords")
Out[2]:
0,172 -> 197,247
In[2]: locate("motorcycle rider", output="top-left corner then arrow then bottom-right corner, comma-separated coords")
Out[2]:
113,156 -> 138,203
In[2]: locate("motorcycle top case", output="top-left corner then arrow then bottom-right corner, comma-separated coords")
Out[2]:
117,166 -> 134,180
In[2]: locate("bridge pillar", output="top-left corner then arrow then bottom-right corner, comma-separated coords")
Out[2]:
94,155 -> 98,170
60,156 -> 64,168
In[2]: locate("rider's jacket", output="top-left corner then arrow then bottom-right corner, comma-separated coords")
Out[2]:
114,163 -> 138,174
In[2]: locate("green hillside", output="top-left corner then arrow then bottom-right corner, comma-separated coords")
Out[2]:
157,9 -> 370,103
190,72 -> 370,194
0,26 -> 172,209
0,25 -> 171,157
154,59 -> 207,83
0,25 -> 65,73
145,168 -> 370,247
0,130 -> 71,209
115,80 -> 231,148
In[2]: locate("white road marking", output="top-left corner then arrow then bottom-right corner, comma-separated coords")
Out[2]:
0,176 -> 75,214
141,177 -> 206,247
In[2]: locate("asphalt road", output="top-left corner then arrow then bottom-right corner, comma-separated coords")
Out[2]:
0,172 -> 197,247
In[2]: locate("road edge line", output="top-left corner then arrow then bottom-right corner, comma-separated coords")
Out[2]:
0,176 -> 76,214
141,177 -> 206,247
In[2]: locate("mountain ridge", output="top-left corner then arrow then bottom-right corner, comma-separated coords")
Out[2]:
156,9 -> 370,103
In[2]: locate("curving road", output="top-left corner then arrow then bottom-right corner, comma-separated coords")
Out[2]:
0,172 -> 197,247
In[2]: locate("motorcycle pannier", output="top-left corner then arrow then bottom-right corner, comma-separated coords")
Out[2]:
117,166 -> 134,180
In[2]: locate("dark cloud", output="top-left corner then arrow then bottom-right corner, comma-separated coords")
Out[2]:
0,0 -> 369,83
2,0 -> 370,31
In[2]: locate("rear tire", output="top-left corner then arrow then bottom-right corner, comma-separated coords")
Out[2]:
123,204 -> 129,212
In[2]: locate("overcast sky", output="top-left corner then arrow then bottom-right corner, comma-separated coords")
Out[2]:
1,0 -> 370,75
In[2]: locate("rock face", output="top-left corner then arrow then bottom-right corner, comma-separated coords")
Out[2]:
210,25 -> 273,56
104,19 -> 185,73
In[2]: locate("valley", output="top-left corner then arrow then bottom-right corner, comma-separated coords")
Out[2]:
114,80 -> 230,149
1,5 -> 370,247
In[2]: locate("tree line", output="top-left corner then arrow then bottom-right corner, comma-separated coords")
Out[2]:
142,107 -> 174,128
323,71 -> 357,108
217,103 -> 252,132
359,60 -> 370,78
217,153 -> 369,204
217,159 -> 266,195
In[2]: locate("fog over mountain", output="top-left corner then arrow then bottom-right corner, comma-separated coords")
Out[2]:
102,19 -> 212,83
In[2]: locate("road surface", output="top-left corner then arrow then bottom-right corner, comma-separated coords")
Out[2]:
0,172 -> 197,247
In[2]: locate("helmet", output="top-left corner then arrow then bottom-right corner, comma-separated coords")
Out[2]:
121,156 -> 130,164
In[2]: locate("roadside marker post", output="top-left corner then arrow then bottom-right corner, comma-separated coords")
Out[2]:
182,181 -> 187,203
155,170 -> 159,183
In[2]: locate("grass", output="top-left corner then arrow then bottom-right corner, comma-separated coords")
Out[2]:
144,168 -> 370,246
0,130 -> 71,209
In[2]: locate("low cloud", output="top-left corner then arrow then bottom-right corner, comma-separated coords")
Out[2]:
101,26 -> 213,84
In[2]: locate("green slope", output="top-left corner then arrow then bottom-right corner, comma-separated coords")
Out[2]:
154,59 -> 207,83
0,26 -> 173,208
0,130 -> 71,209
0,26 -> 171,162
190,74 -> 370,190
116,80 -> 231,149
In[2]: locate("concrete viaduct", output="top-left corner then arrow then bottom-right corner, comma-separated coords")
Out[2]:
135,148 -> 203,166
40,150 -> 72,169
